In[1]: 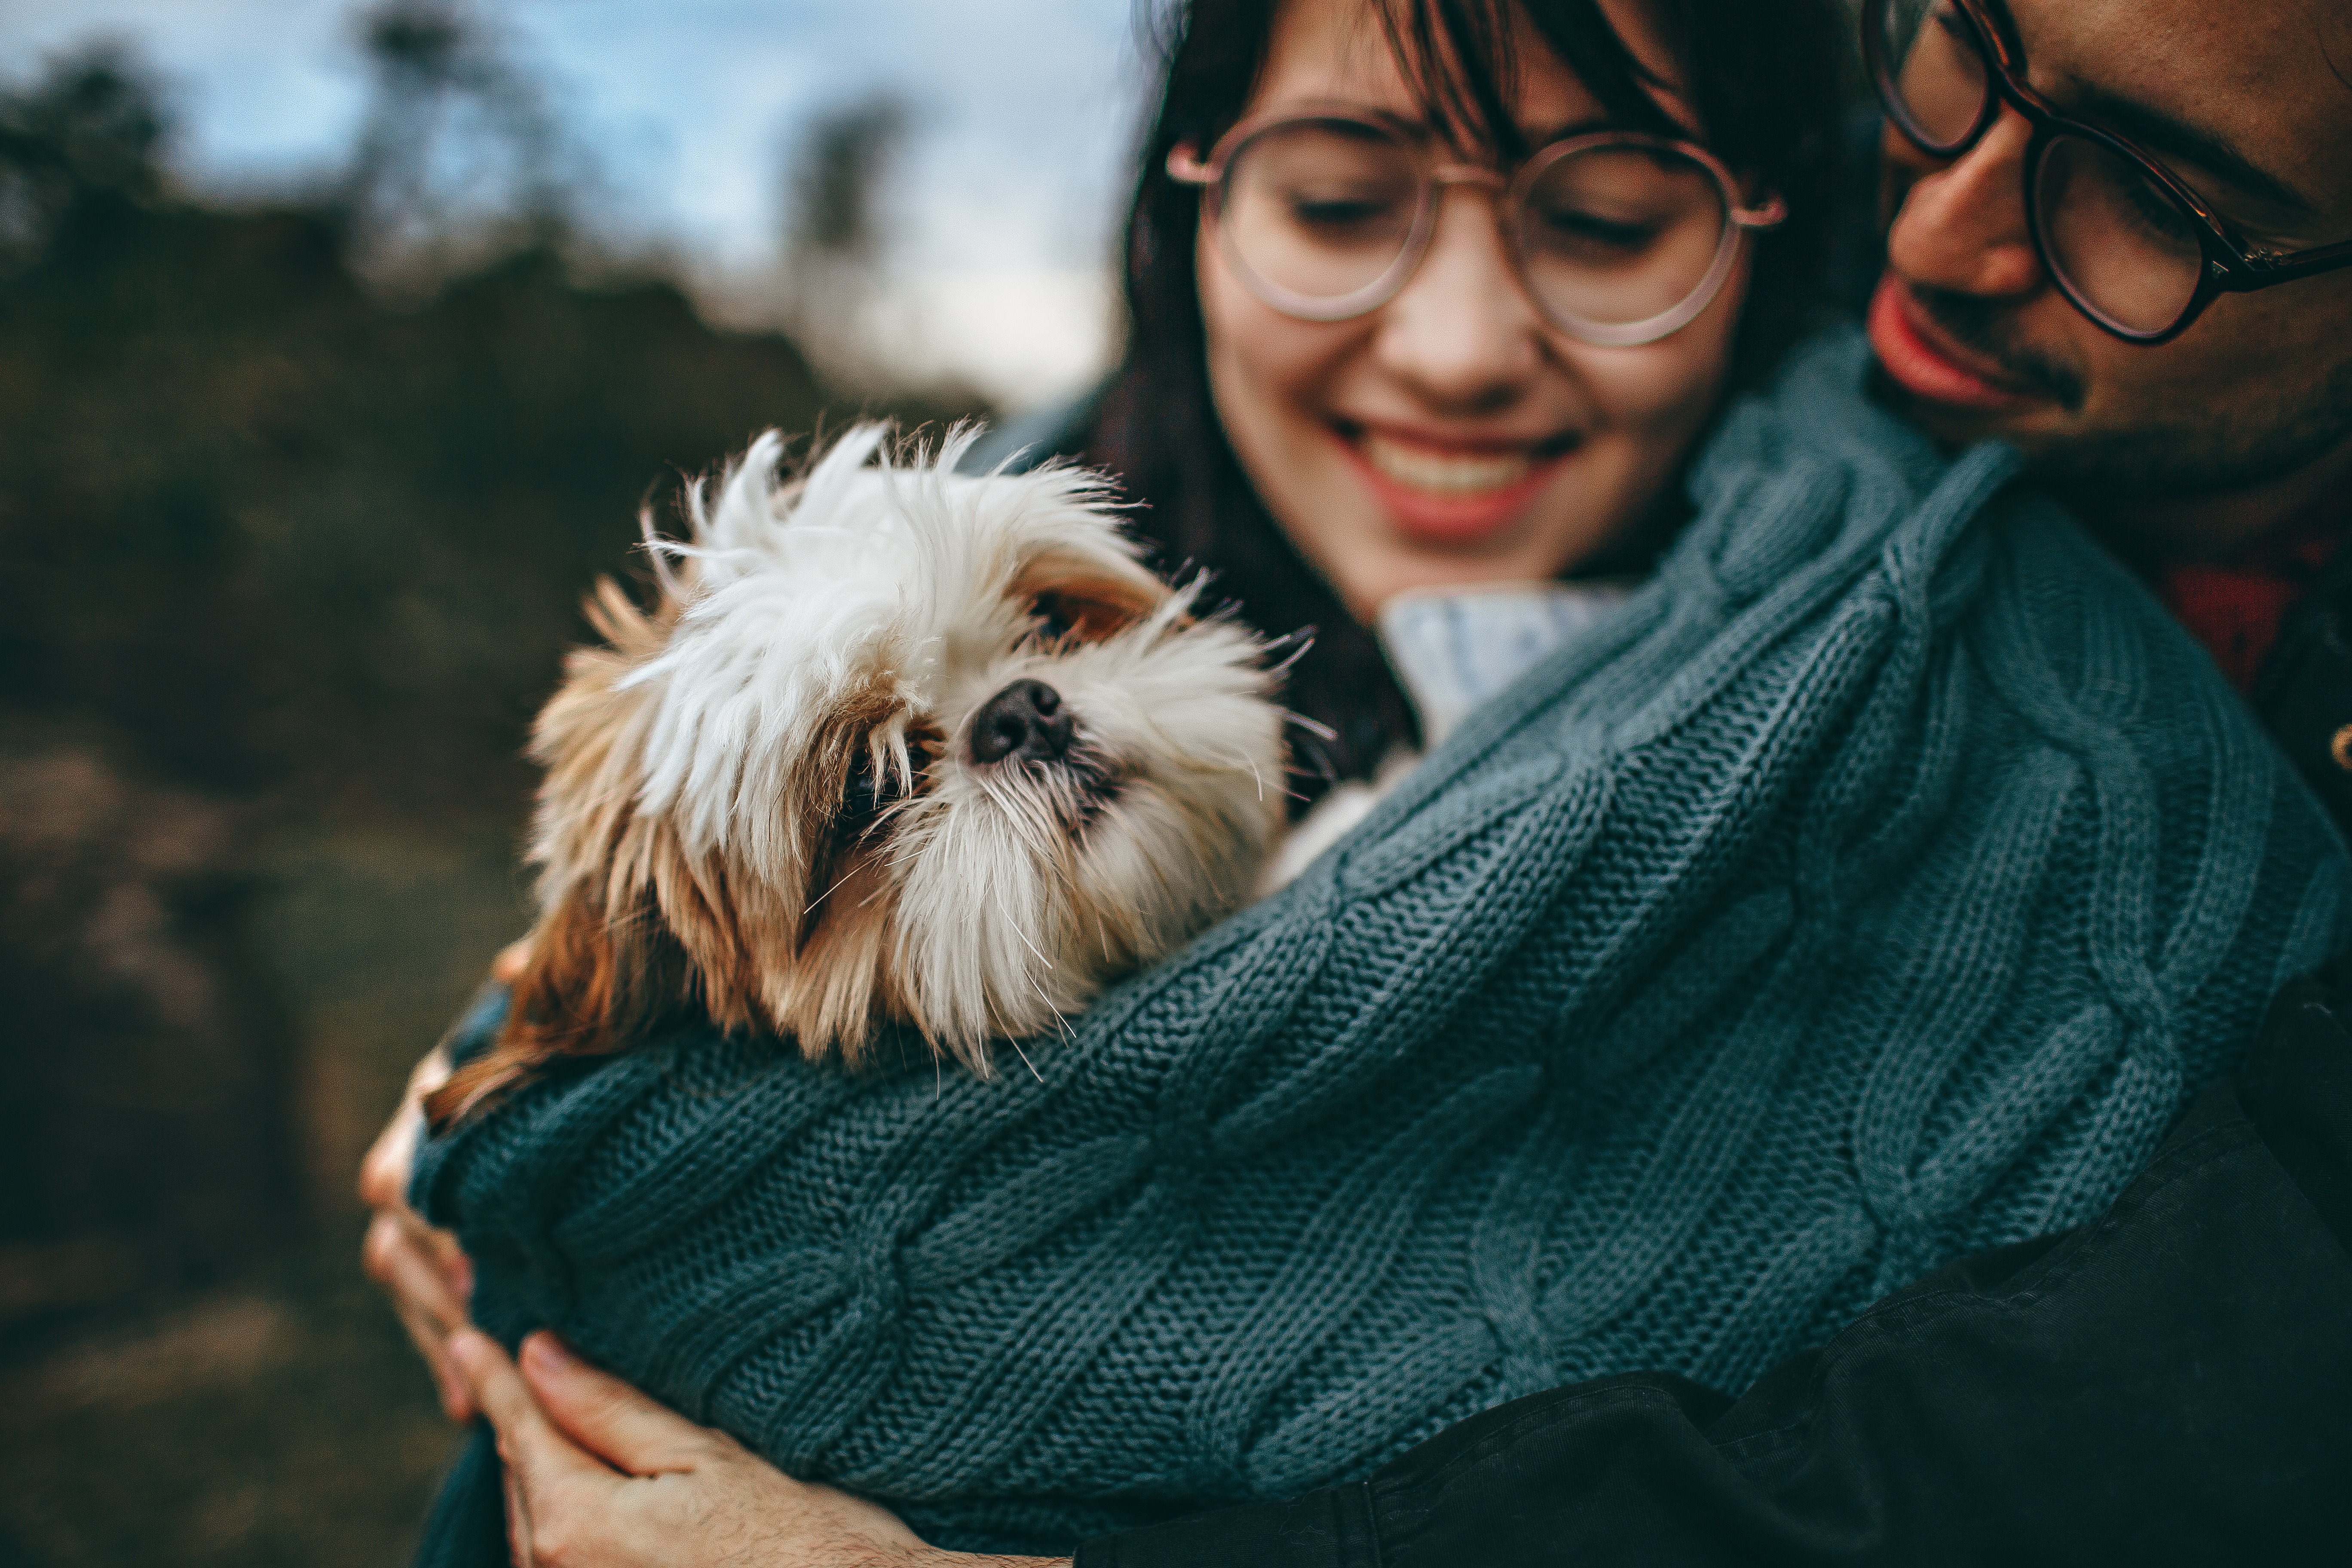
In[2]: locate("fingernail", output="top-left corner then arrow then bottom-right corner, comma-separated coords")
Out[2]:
524,1332 -> 575,1373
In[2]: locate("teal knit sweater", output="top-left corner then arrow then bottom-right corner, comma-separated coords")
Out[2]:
415,330 -> 2349,1556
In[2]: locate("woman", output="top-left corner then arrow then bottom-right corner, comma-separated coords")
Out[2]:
1071,0 -> 1836,799
364,0 -> 2342,1563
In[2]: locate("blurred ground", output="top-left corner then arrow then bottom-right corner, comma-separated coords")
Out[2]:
0,803 -> 527,1568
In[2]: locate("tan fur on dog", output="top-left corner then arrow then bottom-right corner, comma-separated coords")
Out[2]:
429,428 -> 1285,1127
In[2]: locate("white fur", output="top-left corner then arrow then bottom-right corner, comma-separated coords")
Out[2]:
539,425 -> 1286,1070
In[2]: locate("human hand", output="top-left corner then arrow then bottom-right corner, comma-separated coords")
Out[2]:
359,1042 -> 478,1420
450,1328 -> 1069,1568
357,938 -> 532,1419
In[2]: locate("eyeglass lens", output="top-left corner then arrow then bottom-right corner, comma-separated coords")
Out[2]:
1872,0 -> 2208,337
1222,120 -> 1423,311
1216,119 -> 1734,334
1515,146 -> 1730,329
2034,135 -> 2206,336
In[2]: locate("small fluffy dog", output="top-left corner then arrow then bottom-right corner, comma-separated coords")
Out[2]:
431,427 -> 1286,1124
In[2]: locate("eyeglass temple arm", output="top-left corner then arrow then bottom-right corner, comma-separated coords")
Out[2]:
2221,237 -> 2352,288
1732,195 -> 1788,230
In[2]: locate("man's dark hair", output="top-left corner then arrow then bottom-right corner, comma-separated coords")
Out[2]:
1081,0 -> 1851,802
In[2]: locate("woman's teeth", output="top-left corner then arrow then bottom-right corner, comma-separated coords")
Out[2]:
1361,433 -> 1533,495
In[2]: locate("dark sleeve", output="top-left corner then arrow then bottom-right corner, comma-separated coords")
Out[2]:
1075,966 -> 2352,1568
434,977 -> 511,1070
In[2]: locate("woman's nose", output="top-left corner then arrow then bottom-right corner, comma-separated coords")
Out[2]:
1370,189 -> 1543,412
1883,110 -> 2045,300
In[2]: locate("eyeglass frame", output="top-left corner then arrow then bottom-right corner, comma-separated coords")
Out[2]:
1865,0 -> 2352,345
1165,106 -> 1788,349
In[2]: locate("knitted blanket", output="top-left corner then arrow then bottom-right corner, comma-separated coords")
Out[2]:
412,330 -> 2349,1561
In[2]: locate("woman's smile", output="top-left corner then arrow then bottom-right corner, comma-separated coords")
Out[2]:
1197,0 -> 1746,622
1335,422 -> 1582,545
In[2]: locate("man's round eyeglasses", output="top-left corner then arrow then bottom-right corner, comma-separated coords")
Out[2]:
1167,108 -> 1786,349
1868,0 -> 2352,345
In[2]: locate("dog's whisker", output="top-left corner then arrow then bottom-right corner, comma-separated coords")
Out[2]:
1232,747 -> 1267,802
1008,1028 -> 1047,1082
1019,969 -> 1075,1049
1280,707 -> 1339,743
996,891 -> 1055,972
805,864 -> 861,916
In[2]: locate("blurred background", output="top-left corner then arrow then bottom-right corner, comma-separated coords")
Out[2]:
0,3 -> 1146,1563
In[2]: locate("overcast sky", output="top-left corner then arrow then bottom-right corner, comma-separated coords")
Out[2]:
1,0 -> 1155,404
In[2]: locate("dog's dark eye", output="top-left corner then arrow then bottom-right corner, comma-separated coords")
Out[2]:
841,752 -> 898,825
1032,594 -> 1078,642
839,738 -> 931,833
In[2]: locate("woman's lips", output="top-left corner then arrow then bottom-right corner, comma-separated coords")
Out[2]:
1362,433 -> 1533,493
1867,276 -> 2043,415
1338,427 -> 1575,546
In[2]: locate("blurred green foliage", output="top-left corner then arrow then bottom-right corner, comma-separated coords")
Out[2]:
0,49 -> 977,803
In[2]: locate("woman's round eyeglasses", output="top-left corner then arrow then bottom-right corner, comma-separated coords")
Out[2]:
1167,109 -> 1786,349
1868,0 -> 2352,345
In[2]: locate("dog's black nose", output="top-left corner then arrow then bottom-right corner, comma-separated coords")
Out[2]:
968,679 -> 1073,765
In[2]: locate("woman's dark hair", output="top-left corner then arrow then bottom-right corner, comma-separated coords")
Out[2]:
1079,0 -> 1851,807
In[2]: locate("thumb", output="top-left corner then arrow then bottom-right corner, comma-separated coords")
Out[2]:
518,1332 -> 722,1476
449,1329 -> 615,1498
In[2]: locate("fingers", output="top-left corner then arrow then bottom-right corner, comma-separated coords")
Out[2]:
358,1043 -> 481,1421
357,1093 -> 420,1211
502,1460 -> 536,1568
357,1046 -> 450,1209
517,1333 -> 720,1476
362,1211 -> 472,1325
363,1211 -> 477,1419
451,1329 -> 615,1498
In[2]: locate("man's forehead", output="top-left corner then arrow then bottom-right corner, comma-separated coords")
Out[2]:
2003,0 -> 2352,218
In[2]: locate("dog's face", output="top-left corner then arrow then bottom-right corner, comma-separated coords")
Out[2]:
516,427 -> 1285,1074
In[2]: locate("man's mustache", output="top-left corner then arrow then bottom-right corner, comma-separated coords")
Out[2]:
1910,285 -> 2089,412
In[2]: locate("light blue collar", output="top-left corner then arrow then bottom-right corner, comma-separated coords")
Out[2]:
1376,580 -> 1634,747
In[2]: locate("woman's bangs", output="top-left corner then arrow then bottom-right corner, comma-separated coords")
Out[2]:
1372,0 -> 1682,159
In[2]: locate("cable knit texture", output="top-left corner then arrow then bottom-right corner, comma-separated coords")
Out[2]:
412,329 -> 2350,1560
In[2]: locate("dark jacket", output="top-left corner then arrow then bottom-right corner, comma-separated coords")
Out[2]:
1074,121 -> 2352,1568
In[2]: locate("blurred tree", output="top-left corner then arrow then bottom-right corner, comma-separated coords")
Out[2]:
0,48 -> 848,798
0,48 -> 164,273
786,93 -> 910,264
781,91 -> 917,390
343,0 -> 574,272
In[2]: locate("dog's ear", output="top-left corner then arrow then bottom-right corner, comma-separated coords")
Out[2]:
1011,547 -> 1167,642
423,879 -> 701,1130
423,573 -> 699,1131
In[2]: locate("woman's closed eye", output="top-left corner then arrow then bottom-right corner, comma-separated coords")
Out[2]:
1527,203 -> 1663,257
1287,188 -> 1412,233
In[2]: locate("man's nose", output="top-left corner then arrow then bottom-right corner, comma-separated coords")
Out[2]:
1371,190 -> 1543,410
1883,110 -> 2045,299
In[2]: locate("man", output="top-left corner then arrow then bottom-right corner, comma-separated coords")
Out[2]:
398,0 -> 2352,1560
